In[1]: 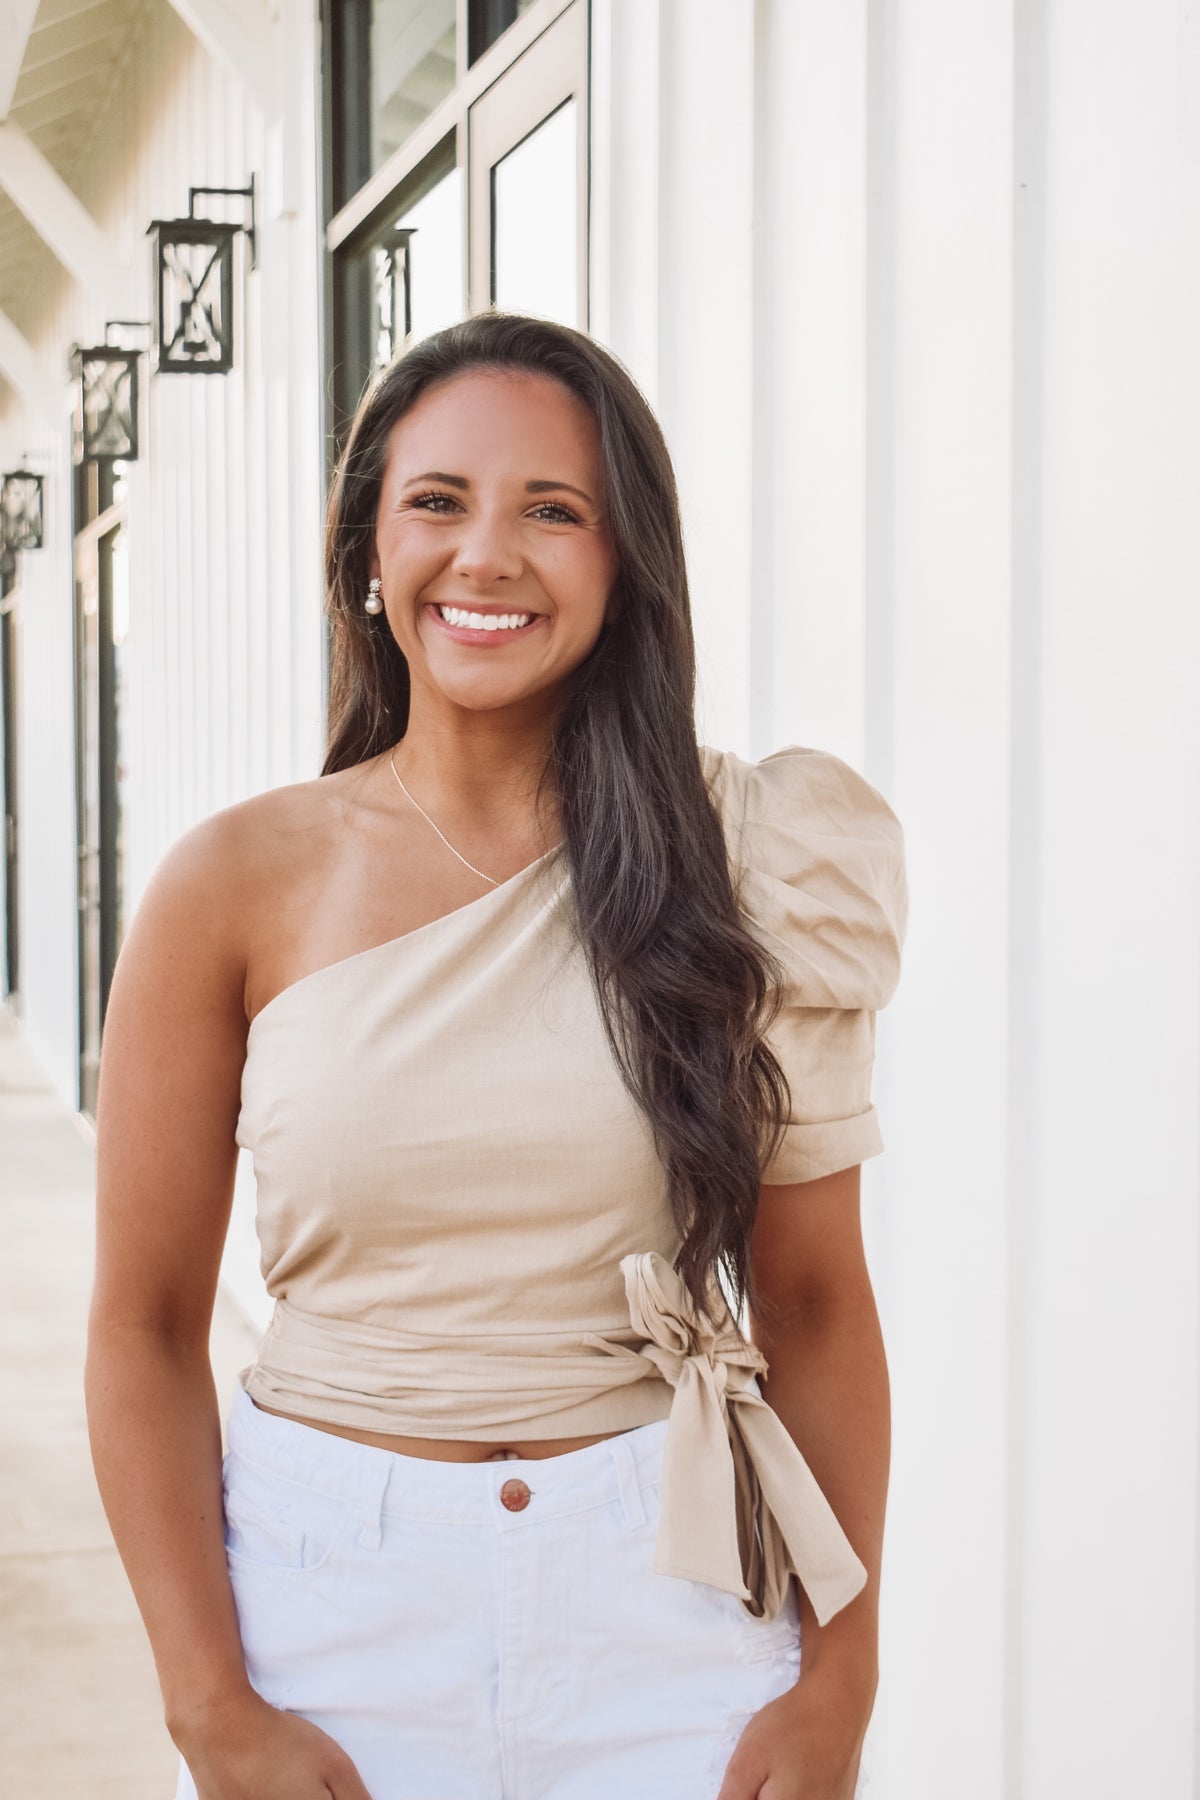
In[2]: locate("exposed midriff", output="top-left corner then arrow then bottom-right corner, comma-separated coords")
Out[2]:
248,1395 -> 627,1461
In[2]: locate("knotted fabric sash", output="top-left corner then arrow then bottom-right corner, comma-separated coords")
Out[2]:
246,1256 -> 867,1627
604,1250 -> 868,1627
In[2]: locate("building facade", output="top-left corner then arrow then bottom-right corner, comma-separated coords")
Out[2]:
1,2 -> 1198,1795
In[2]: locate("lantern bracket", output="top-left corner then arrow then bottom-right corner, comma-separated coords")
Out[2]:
187,178 -> 257,270
104,320 -> 152,345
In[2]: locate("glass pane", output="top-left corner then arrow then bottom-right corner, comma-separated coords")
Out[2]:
372,0 -> 458,173
469,0 -> 538,65
491,99 -> 577,324
370,161 -> 464,373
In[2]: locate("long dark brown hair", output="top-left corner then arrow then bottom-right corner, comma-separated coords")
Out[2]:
323,310 -> 793,1331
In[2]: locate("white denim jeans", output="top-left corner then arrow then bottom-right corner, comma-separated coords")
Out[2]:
173,1382 -> 820,1800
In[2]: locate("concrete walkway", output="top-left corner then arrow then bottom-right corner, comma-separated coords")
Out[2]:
0,1002 -> 261,1798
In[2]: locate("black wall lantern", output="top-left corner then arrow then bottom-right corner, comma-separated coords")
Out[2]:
71,343 -> 141,462
371,227 -> 416,375
148,176 -> 256,374
1,471 -> 45,552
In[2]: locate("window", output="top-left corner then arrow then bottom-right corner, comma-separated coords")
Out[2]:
324,0 -> 588,447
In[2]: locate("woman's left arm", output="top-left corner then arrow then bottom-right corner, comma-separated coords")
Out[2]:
717,1161 -> 890,1800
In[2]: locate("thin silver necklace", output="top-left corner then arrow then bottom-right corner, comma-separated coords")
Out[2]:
388,752 -> 501,886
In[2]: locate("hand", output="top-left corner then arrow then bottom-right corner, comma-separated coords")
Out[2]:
172,1687 -> 375,1800
713,1663 -> 873,1800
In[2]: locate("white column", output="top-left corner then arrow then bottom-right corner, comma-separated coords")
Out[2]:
587,0 -> 662,405
655,0 -> 757,754
875,1 -> 1015,1793
754,1 -> 871,767
1018,1 -> 1199,1790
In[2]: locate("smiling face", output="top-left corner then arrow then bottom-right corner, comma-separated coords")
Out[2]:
369,367 -> 621,724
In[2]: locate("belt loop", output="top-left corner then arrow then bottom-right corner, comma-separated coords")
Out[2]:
356,1457 -> 391,1551
607,1430 -> 647,1532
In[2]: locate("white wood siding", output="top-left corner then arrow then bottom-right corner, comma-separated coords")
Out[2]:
593,2 -> 1197,1794
0,0 -> 323,1313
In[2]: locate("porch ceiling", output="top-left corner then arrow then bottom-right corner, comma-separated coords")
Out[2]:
0,0 -> 145,353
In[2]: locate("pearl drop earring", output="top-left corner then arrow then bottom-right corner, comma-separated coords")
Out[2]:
365,577 -> 384,615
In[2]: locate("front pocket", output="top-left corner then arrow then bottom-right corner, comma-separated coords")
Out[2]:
222,1471 -> 355,1576
704,1575 -> 803,1667
732,1609 -> 803,1667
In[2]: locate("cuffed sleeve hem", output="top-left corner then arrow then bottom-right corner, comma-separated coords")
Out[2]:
759,1105 -> 885,1186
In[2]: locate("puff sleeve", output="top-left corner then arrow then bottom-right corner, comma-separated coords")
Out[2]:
711,743 -> 908,1186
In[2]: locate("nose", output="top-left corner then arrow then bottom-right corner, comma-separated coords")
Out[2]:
449,508 -> 525,587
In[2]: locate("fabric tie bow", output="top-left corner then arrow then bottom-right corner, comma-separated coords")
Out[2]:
616,1249 -> 868,1627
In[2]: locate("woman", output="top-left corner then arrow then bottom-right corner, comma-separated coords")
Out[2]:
86,311 -> 907,1800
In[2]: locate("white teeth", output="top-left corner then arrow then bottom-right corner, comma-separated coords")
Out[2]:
437,605 -> 533,631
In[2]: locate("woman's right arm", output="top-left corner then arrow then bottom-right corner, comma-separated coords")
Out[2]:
84,807 -> 372,1800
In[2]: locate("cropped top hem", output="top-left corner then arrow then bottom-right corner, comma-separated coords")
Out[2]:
239,1378 -> 675,1443
237,1303 -> 680,1440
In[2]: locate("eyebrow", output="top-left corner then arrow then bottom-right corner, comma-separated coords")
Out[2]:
403,470 -> 596,506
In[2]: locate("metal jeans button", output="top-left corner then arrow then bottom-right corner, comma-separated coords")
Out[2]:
499,1478 -> 532,1512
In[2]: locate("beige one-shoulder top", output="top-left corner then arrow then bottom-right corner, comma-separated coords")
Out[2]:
235,743 -> 908,1625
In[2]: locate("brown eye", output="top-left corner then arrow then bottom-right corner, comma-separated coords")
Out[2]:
409,492 -> 580,524
409,491 -> 458,512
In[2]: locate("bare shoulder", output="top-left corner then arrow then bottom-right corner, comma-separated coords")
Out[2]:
109,770 -> 361,1040
146,768 -> 368,930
